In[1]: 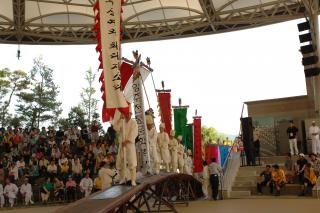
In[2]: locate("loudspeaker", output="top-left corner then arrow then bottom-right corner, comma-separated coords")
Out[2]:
302,55 -> 318,66
299,33 -> 312,43
305,67 -> 320,77
241,117 -> 255,165
297,21 -> 310,32
300,44 -> 314,54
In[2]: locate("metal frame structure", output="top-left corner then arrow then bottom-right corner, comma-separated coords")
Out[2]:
0,0 -> 315,45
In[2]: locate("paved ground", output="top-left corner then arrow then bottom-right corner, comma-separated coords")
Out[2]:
2,197 -> 320,213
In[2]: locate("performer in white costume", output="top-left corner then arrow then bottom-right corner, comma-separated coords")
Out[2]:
0,183 -> 4,208
98,161 -> 116,190
184,149 -> 193,175
309,121 -> 320,155
113,110 -> 139,186
80,171 -> 93,197
157,123 -> 171,172
177,136 -> 185,173
146,114 -> 160,174
202,161 -> 210,199
3,178 -> 18,207
169,130 -> 178,173
20,178 -> 34,205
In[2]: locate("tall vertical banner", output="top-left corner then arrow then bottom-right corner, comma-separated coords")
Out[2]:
173,107 -> 188,146
185,124 -> 194,153
157,91 -> 172,134
94,0 -> 129,121
132,66 -> 150,173
193,117 -> 203,173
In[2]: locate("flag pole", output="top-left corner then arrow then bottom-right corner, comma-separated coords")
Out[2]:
122,117 -> 127,183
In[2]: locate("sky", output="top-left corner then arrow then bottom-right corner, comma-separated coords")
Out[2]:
0,19 -> 307,135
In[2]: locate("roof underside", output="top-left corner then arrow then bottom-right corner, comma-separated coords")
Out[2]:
0,0 -> 310,44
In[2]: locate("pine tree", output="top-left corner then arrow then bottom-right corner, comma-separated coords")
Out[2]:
16,57 -> 62,128
67,106 -> 86,128
0,68 -> 29,127
80,68 -> 98,125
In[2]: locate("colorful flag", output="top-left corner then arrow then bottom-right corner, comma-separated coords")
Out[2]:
157,92 -> 172,134
186,124 -> 194,153
173,107 -> 188,146
94,0 -> 129,122
193,117 -> 203,173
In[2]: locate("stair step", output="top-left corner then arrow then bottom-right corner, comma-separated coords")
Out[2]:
232,184 -> 302,195
229,190 -> 251,198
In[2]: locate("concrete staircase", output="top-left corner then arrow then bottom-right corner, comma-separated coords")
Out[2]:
230,156 -> 303,198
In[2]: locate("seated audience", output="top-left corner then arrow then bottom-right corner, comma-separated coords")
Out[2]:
4,178 -> 18,207
79,171 -> 93,197
66,176 -> 77,201
271,164 -> 286,196
299,163 -> 317,196
257,165 -> 272,194
284,153 -> 295,183
20,178 -> 34,205
41,177 -> 53,203
54,177 -> 65,201
309,153 -> 320,176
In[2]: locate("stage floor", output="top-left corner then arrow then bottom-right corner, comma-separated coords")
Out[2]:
5,197 -> 320,213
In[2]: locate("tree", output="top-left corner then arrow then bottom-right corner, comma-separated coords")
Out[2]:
80,68 -> 98,125
0,68 -> 29,127
67,106 -> 86,128
202,126 -> 226,145
16,57 -> 62,128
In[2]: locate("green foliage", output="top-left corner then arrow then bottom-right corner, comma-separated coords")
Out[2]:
0,68 -> 29,127
80,68 -> 98,125
67,106 -> 86,128
16,57 -> 62,128
202,126 -> 226,145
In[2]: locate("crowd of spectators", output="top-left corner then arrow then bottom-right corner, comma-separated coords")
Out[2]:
257,153 -> 319,196
0,120 -> 118,208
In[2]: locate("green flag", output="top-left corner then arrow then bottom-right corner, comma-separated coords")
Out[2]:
186,124 -> 193,153
174,107 -> 188,147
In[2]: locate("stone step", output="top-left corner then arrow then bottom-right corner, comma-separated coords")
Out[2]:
232,184 -> 302,195
236,171 -> 258,177
233,180 -> 256,187
229,190 -> 251,198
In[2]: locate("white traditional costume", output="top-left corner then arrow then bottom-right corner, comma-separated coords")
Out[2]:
20,182 -> 33,205
177,136 -> 185,173
79,176 -> 93,197
98,166 -> 116,190
113,111 -> 138,186
309,121 -> 320,155
4,183 -> 18,207
184,150 -> 193,175
157,123 -> 171,172
169,130 -> 178,173
146,115 -> 160,174
202,164 -> 210,199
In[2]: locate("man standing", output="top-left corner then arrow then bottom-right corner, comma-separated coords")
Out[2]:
146,114 -> 160,174
309,121 -> 320,155
286,121 -> 299,156
157,123 -> 171,172
113,111 -> 138,186
20,178 -> 34,205
208,158 -> 222,200
169,130 -> 178,173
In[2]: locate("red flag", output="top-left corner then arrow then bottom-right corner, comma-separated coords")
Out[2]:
158,92 -> 172,135
193,117 -> 203,173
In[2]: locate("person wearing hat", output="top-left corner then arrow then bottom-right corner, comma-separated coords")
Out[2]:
177,136 -> 185,173
158,123 -> 171,172
184,149 -> 193,175
296,153 -> 308,187
98,161 -> 116,190
146,114 -> 160,174
112,109 -> 138,186
169,130 -> 178,173
286,121 -> 299,156
309,121 -> 320,155
80,170 -> 93,197
20,177 -> 34,205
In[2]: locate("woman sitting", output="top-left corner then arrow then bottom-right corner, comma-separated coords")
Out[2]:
299,163 -> 317,196
54,177 -> 65,201
66,176 -> 77,202
41,177 -> 53,204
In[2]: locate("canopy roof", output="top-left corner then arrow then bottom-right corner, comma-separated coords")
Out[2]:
0,0 -> 308,44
